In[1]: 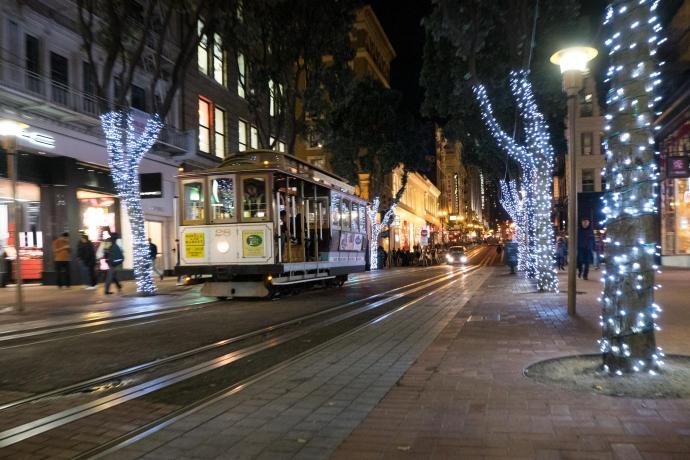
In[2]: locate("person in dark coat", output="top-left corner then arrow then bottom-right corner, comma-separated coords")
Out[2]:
77,233 -> 97,289
577,218 -> 595,280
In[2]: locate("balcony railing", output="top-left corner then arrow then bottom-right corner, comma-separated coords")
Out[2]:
0,53 -> 192,154
0,55 -> 105,119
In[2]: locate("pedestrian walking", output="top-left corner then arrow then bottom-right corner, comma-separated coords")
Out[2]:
577,218 -> 595,280
149,238 -> 164,280
77,233 -> 97,289
104,233 -> 124,294
0,243 -> 7,288
52,232 -> 71,288
556,238 -> 566,270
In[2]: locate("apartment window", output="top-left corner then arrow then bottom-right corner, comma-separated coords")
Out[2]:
269,80 -> 283,117
580,92 -> 594,117
601,173 -> 607,191
198,98 -> 211,153
50,52 -> 68,84
214,107 -> 226,158
237,53 -> 246,98
25,34 -> 40,73
25,34 -> 40,93
278,142 -> 286,153
197,20 -> 209,75
50,52 -> 68,105
82,62 -> 97,114
212,33 -> 224,85
131,85 -> 147,112
581,132 -> 593,155
250,126 -> 258,149
582,169 -> 595,192
238,120 -> 248,151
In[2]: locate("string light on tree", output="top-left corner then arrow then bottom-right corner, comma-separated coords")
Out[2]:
101,110 -> 163,295
367,196 -> 396,270
474,70 -> 559,292
598,0 -> 664,375
499,179 -> 528,271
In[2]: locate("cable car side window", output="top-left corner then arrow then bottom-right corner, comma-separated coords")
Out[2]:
341,199 -> 351,229
241,175 -> 269,221
181,178 -> 206,225
350,201 -> 359,232
330,192 -> 341,229
210,175 -> 236,223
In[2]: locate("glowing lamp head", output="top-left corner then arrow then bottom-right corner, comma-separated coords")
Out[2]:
0,120 -> 29,137
550,46 -> 598,73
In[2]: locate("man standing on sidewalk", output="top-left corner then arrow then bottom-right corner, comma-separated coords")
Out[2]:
577,218 -> 595,280
104,233 -> 124,295
77,233 -> 97,289
148,238 -> 163,281
52,232 -> 71,288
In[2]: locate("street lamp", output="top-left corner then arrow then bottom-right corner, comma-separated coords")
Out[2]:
0,119 -> 29,313
550,46 -> 597,316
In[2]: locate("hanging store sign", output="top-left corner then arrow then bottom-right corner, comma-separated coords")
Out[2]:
667,156 -> 689,178
19,131 -> 55,149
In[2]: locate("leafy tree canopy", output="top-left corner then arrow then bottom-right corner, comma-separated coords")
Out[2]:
226,0 -> 361,153
421,0 -> 582,182
322,77 -> 432,199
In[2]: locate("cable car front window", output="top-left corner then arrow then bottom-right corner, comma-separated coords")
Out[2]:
182,179 -> 205,224
210,176 -> 235,222
242,175 -> 268,221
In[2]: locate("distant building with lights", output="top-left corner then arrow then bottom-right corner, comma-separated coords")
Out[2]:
562,75 -> 607,229
658,0 -> 690,267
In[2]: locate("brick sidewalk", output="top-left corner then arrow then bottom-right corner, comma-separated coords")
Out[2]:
333,269 -> 690,460
109,267 -> 492,460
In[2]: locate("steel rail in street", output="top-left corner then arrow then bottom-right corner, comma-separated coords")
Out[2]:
0,266 -> 471,415
0,265 -> 479,448
81,263 -> 483,460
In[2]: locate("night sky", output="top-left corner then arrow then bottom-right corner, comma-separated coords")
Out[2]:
369,0 -> 609,116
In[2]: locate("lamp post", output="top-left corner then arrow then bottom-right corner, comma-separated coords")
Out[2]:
0,119 -> 29,313
550,46 -> 597,316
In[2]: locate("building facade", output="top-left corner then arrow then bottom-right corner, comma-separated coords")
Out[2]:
384,165 -> 439,252
0,0 -> 192,283
658,0 -> 690,267
563,75 -> 607,228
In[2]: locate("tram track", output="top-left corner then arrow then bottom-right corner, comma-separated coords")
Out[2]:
0,265 -> 481,452
0,262 -> 465,350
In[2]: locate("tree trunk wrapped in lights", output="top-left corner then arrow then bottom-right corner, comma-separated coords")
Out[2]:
598,0 -> 664,375
499,179 -> 529,271
367,171 -> 408,270
474,70 -> 559,292
101,111 -> 163,295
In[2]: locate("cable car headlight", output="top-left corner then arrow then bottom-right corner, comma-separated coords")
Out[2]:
446,254 -> 453,262
460,256 -> 468,263
216,240 -> 230,253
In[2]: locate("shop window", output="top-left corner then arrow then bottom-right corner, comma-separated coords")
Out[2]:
238,119 -> 248,151
214,107 -> 226,158
582,169 -> 595,192
581,132 -> 593,155
182,180 -> 205,224
210,176 -> 236,222
341,199 -> 351,229
198,98 -> 211,153
241,175 -> 268,221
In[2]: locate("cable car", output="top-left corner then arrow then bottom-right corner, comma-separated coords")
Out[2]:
176,150 -> 369,299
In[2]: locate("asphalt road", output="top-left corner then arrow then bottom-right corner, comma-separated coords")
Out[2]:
0,245 -> 502,396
